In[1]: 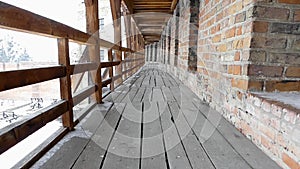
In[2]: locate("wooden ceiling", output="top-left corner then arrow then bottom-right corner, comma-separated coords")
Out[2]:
123,0 -> 178,45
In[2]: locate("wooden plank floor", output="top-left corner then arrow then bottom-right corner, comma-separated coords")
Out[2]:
33,63 -> 281,169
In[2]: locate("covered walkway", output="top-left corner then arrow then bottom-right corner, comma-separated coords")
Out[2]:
34,64 -> 280,169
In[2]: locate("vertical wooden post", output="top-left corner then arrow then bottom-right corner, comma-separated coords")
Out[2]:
85,0 -> 102,103
110,0 -> 123,86
58,38 -> 74,130
108,49 -> 114,90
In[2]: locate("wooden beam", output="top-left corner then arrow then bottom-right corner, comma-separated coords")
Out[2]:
122,0 -> 133,14
85,0 -> 102,103
58,38 -> 74,130
100,61 -> 121,68
108,49 -> 114,90
0,2 -> 95,44
171,0 -> 179,11
73,85 -> 97,106
70,63 -> 97,75
0,66 -> 65,92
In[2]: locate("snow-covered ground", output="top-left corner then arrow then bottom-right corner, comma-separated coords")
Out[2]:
0,99 -> 62,168
253,92 -> 300,110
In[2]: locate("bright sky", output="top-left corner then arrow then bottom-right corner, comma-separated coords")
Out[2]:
0,0 -> 85,62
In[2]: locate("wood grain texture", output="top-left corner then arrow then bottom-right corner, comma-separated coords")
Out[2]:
0,66 -> 65,92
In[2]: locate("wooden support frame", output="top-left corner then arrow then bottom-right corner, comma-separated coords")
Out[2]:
108,49 -> 114,90
58,38 -> 74,130
85,0 -> 102,103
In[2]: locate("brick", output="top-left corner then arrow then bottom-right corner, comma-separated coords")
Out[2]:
279,0 -> 300,4
286,67 -> 300,77
248,65 -> 284,77
231,78 -> 248,90
253,6 -> 290,21
217,44 -> 227,52
260,124 -> 276,140
283,109 -> 297,124
228,65 -> 241,75
293,39 -> 300,51
253,21 -> 269,33
212,34 -> 221,43
282,153 -> 300,169
234,51 -> 240,61
249,50 -> 266,62
248,80 -> 264,91
233,39 -> 243,49
236,26 -> 242,36
225,27 -> 235,38
251,36 -> 287,49
262,101 -> 271,112
271,104 -> 283,118
269,53 -> 300,64
294,10 -> 300,22
235,12 -> 246,23
271,23 -> 300,34
243,37 -> 251,48
266,81 -> 300,92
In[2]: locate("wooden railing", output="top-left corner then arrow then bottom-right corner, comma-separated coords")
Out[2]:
0,1 -> 145,159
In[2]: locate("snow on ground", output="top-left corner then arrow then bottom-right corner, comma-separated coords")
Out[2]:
252,92 -> 300,110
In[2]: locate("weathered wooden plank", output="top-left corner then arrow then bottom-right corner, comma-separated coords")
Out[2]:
189,107 -> 252,169
72,103 -> 114,169
101,102 -> 141,169
40,137 -> 89,169
161,86 -> 175,101
133,87 -> 146,102
168,102 -> 215,169
0,100 -> 68,154
159,102 -> 192,169
217,118 -> 281,169
13,127 -> 69,169
152,87 -> 165,102
142,87 -> 152,102
141,102 -> 167,169
149,76 -> 156,87
0,66 -> 65,92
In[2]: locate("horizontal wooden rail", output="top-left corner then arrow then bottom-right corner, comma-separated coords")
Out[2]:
0,66 -> 66,92
0,2 -> 133,51
0,100 -> 68,154
70,63 -> 97,75
100,61 -> 121,68
123,62 -> 144,74
102,78 -> 112,87
123,58 -> 144,63
73,85 -> 97,106
0,2 -> 95,44
113,74 -> 122,81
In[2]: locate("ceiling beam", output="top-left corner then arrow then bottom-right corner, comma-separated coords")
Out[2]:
122,0 -> 133,14
171,0 -> 178,10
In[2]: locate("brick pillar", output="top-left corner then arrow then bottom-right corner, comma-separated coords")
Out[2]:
178,0 -> 199,72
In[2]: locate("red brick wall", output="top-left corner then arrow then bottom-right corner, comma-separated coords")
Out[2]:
249,1 -> 300,92
157,0 -> 300,168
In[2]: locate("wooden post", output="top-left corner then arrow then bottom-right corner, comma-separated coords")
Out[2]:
108,49 -> 114,90
58,38 -> 74,130
85,0 -> 102,103
110,0 -> 123,86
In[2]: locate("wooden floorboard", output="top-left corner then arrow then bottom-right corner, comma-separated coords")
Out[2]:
35,63 -> 281,169
141,102 -> 167,169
